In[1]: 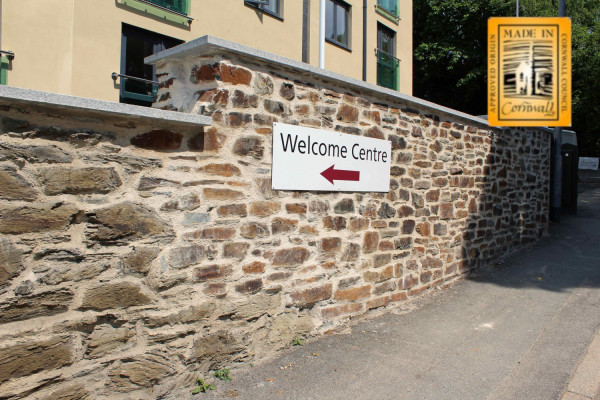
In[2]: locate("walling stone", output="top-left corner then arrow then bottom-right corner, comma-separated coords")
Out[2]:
0,237 -> 23,288
0,289 -> 74,324
108,352 -> 175,392
121,247 -> 161,276
0,203 -> 78,234
0,143 -> 73,164
79,282 -> 152,311
86,202 -> 174,245
0,336 -> 72,384
0,166 -> 37,201
37,167 -> 122,195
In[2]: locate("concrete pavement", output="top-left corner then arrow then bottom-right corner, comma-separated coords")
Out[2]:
176,186 -> 600,400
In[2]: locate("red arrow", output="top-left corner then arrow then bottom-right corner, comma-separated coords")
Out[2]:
320,165 -> 360,184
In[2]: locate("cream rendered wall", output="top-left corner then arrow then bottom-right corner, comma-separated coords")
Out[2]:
1,0 -> 412,101
2,0 -> 75,94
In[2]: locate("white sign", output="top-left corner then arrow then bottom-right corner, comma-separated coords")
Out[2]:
579,157 -> 599,170
272,123 -> 391,192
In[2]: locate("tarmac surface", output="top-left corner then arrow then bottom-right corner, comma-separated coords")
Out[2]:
179,186 -> 600,400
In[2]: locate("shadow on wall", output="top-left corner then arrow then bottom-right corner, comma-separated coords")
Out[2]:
464,141 -> 600,293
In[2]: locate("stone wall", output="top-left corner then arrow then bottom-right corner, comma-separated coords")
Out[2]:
0,41 -> 550,399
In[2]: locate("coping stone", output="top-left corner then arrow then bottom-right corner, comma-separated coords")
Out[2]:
0,85 -> 212,128
146,35 -> 491,128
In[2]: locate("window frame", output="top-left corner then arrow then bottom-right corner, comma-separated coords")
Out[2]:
244,0 -> 283,21
376,0 -> 399,22
119,24 -> 183,106
376,23 -> 399,90
325,0 -> 351,51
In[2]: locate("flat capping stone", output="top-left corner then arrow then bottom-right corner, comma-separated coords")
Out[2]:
0,85 -> 212,128
146,35 -> 491,128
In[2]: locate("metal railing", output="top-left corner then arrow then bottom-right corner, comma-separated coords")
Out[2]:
0,50 -> 15,60
374,48 -> 401,64
133,0 -> 193,22
112,72 -> 158,85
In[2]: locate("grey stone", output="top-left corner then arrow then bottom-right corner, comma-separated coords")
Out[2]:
0,165 -> 37,201
37,166 -> 122,195
0,289 -> 74,323
0,142 -> 73,164
0,237 -> 23,288
79,281 -> 152,311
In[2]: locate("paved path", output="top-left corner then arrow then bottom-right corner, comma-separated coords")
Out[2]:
179,187 -> 600,400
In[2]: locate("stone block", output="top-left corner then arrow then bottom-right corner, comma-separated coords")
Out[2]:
348,217 -> 370,231
0,289 -> 73,323
285,203 -> 307,214
168,245 -> 205,269
137,176 -> 180,191
272,217 -> 298,234
108,352 -> 175,391
86,325 -> 134,359
334,198 -> 355,214
279,82 -> 295,100
235,279 -> 263,294
253,73 -> 274,95
250,201 -> 281,216
203,188 -> 245,201
289,283 -> 332,308
333,285 -> 371,301
80,282 -> 152,311
362,231 -> 379,253
242,261 -> 266,274
191,330 -> 245,361
321,303 -> 363,319
160,193 -> 201,212
0,203 -> 78,234
197,163 -> 241,177
341,243 -> 361,261
223,242 -> 250,259
0,237 -> 23,288
336,104 -> 359,122
0,143 -> 73,164
217,204 -> 247,217
321,237 -> 342,253
323,216 -> 347,231
37,166 -> 122,195
130,130 -> 182,150
193,264 -> 231,282
0,336 -> 72,384
272,247 -> 310,266
0,165 -> 37,201
184,227 -> 235,241
240,222 -> 270,239
121,247 -> 161,276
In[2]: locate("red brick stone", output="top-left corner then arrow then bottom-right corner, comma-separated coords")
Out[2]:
203,188 -> 244,201
321,237 -> 342,253
336,104 -> 359,122
204,282 -> 227,297
272,247 -> 310,266
390,291 -> 408,302
250,201 -> 281,217
196,88 -> 229,105
321,303 -> 363,319
183,227 -> 235,241
289,283 -> 332,308
334,284 -> 371,301
349,217 -> 370,231
191,64 -> 219,83
362,232 -> 379,253
286,203 -> 307,214
223,242 -> 250,259
193,264 -> 231,282
197,163 -> 241,177
271,217 -> 298,234
341,243 -> 361,261
219,64 -> 253,85
440,202 -> 454,219
367,296 -> 390,310
242,261 -> 266,274
235,279 -> 263,294
364,265 -> 394,282
130,130 -> 182,151
240,222 -> 270,239
426,190 -> 440,202
217,204 -> 247,217
416,222 -> 431,237
323,216 -> 347,231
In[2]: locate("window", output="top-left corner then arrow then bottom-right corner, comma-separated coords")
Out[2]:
146,0 -> 188,15
120,24 -> 183,106
377,23 -> 399,90
326,0 -> 350,49
376,0 -> 399,19
244,0 -> 282,19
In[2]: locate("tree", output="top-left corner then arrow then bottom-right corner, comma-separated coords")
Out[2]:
414,0 -> 600,156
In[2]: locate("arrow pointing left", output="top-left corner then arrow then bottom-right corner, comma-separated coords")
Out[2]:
320,165 -> 361,184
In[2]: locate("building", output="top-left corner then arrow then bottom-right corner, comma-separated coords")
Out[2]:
0,0 -> 412,106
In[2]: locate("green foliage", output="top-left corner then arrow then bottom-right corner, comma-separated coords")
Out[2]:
214,368 -> 232,381
414,0 -> 600,155
192,378 -> 216,394
292,337 -> 304,346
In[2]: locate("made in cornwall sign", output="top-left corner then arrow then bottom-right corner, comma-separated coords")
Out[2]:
271,123 -> 391,192
488,17 -> 571,127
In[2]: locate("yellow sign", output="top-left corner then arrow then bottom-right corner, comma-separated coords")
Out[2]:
488,17 -> 571,127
